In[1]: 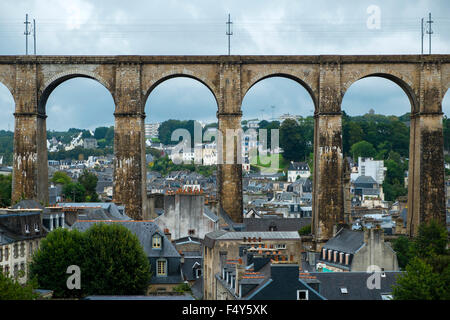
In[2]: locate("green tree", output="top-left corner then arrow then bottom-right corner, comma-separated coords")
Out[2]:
412,219 -> 448,258
0,271 -> 38,300
51,171 -> 72,185
78,170 -> 98,202
392,220 -> 450,300
298,224 -> 311,236
350,140 -> 376,160
280,119 -> 305,161
392,236 -> 413,269
81,223 -> 151,295
0,174 -> 12,207
30,224 -> 152,297
29,228 -> 85,298
392,257 -> 448,300
94,127 -> 108,140
63,182 -> 86,202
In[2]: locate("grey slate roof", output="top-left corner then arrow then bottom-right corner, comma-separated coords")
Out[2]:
59,202 -> 130,221
203,207 -> 219,222
288,162 -> 309,171
11,199 -> 44,210
354,175 -> 378,185
204,230 -> 300,248
71,221 -> 180,258
312,271 -> 402,300
322,229 -> 365,254
244,217 -> 311,232
191,276 -> 203,300
181,257 -> 202,281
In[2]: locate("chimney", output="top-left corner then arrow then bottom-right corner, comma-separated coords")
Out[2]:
235,261 -> 245,296
164,228 -> 171,242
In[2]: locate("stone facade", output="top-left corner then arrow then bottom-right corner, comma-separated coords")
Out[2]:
0,55 -> 447,238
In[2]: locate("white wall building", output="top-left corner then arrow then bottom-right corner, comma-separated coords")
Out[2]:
145,123 -> 160,138
287,161 -> 311,182
351,157 -> 387,185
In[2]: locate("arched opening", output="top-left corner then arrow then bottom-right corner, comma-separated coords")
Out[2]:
341,76 -> 412,232
144,76 -> 218,220
42,77 -> 115,204
241,76 -> 315,220
0,82 -> 15,207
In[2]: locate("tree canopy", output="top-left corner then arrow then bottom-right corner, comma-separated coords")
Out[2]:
392,220 -> 449,300
29,224 -> 152,298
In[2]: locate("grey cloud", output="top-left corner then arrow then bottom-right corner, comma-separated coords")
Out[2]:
0,0 -> 449,131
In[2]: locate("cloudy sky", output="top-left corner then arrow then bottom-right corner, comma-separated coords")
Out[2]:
0,0 -> 450,130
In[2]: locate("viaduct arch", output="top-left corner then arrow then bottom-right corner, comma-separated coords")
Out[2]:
0,54 -> 448,242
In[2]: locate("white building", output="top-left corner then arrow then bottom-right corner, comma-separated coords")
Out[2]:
287,161 -> 311,182
351,157 -> 387,185
145,123 -> 160,138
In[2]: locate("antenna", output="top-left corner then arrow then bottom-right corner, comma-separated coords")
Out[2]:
426,12 -> 433,55
226,14 -> 233,55
421,18 -> 424,54
24,14 -> 31,55
33,19 -> 36,55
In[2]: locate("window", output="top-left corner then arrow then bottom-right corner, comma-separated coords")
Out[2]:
25,224 -> 30,233
29,242 -> 33,257
297,290 -> 309,300
275,244 -> 286,249
20,242 -> 25,257
5,247 -> 9,261
34,223 -> 39,232
4,265 -> 9,275
13,244 -> 18,259
195,268 -> 202,278
13,263 -> 18,277
152,234 -> 162,249
340,287 -> 348,294
188,229 -> 195,236
0,248 -> 2,262
157,259 -> 167,276
20,262 -> 25,277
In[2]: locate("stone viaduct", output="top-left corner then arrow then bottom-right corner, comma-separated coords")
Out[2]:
0,55 -> 448,243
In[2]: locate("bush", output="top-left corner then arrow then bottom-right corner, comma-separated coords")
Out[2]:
0,272 -> 38,300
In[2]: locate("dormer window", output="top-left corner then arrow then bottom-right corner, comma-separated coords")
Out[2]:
152,234 -> 162,249
34,223 -> 40,232
25,225 -> 30,234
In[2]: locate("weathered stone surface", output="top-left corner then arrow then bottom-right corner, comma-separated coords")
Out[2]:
1,54 -> 448,237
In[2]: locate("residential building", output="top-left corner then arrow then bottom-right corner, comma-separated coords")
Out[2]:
216,253 -> 325,300
287,162 -> 311,182
316,228 -> 399,272
0,208 -> 46,284
352,175 -> 385,204
154,186 -> 219,240
203,230 -> 302,300
83,138 -> 98,149
351,157 -> 387,185
145,123 -> 160,138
